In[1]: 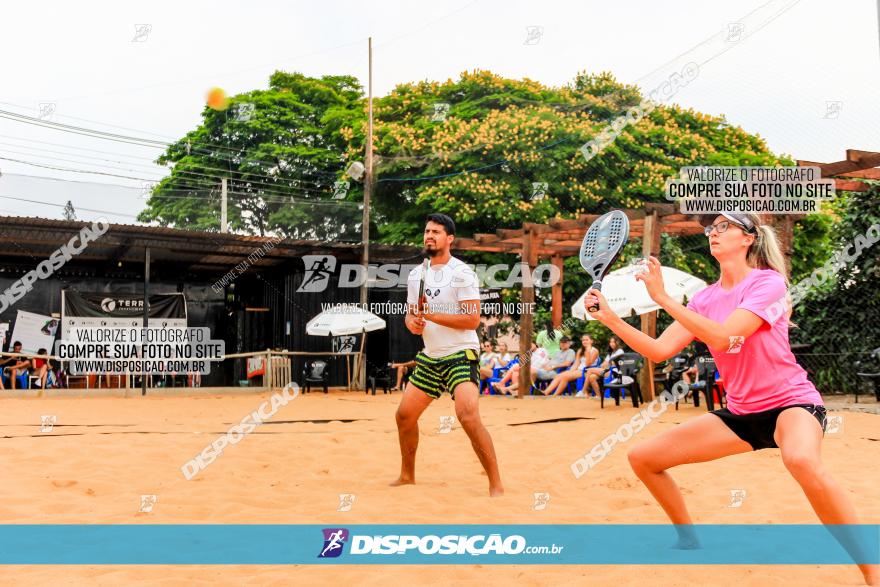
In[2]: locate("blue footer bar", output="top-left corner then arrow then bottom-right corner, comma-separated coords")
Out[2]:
0,525 -> 876,564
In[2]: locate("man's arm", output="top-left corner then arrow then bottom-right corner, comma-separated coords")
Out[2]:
423,299 -> 480,330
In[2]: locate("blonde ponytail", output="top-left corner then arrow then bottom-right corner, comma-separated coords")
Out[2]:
744,214 -> 789,284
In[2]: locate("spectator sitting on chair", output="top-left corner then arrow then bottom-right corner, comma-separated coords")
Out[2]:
495,342 -> 513,368
30,348 -> 55,389
491,342 -> 544,395
584,336 -> 625,398
535,336 -> 575,383
390,357 -> 417,391
682,340 -> 710,386
545,334 -> 599,396
1,341 -> 31,390
479,339 -> 500,380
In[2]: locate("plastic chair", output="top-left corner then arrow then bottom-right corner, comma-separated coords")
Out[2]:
689,355 -> 723,411
656,353 -> 692,410
601,353 -> 644,408
575,356 -> 603,396
484,357 -> 518,394
367,362 -> 393,396
302,360 -> 329,394
854,347 -> 880,403
2,369 -> 29,390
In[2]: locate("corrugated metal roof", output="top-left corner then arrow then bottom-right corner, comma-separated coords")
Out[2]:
0,216 -> 421,274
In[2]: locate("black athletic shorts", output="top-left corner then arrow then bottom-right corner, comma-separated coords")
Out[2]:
711,404 -> 827,451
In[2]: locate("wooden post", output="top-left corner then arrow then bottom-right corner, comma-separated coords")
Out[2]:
141,246 -> 150,396
518,228 -> 538,398
773,215 -> 795,273
357,37 -> 374,390
551,254 -> 563,329
639,210 -> 661,401
354,331 -> 367,392
265,349 -> 273,389
220,178 -> 228,233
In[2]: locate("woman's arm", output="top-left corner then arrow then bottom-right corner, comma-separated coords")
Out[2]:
656,298 -> 764,352
634,257 -> 765,352
583,292 -> 695,363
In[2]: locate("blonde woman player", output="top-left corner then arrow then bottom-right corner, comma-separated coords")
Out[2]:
584,213 -> 876,585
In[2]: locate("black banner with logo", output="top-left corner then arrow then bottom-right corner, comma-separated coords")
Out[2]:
64,292 -> 186,319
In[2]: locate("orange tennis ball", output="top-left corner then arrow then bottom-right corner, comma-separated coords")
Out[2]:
206,87 -> 229,111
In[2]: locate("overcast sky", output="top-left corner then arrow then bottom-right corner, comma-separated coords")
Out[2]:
1,0 -> 878,224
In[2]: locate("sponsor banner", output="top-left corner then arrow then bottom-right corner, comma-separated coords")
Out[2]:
63,291 -> 185,320
0,525 -> 874,564
61,292 -> 187,373
9,310 -> 59,354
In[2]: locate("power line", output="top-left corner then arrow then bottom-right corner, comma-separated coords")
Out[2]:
0,146 -> 167,176
1,171 -> 358,208
0,108 -> 349,182
0,194 -> 140,218
0,155 -> 158,182
0,131 -> 344,188
0,154 -> 340,199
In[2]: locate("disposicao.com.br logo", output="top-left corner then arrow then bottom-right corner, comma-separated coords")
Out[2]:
317,528 -> 563,558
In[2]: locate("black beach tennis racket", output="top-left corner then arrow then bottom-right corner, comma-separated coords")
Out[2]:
580,210 -> 630,313
417,258 -> 430,315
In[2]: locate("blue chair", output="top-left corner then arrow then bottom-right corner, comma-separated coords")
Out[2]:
483,357 -> 518,394
575,357 -> 602,396
1,369 -> 29,390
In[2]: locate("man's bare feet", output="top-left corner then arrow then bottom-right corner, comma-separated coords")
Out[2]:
489,485 -> 504,497
389,477 -> 415,487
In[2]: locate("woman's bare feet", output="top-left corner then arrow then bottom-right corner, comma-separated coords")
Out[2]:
389,476 -> 415,487
489,484 -> 504,497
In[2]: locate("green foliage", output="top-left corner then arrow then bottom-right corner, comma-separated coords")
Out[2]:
139,72 -> 365,239
790,184 -> 880,392
365,70 -> 786,246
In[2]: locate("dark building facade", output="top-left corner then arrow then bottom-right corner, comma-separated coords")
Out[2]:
0,216 -> 422,388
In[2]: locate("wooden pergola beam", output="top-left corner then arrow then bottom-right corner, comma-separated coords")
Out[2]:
834,180 -> 869,192
497,229 -> 523,240
548,218 -> 587,231
797,150 -> 880,177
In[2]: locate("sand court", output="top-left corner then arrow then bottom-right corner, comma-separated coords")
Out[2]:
0,391 -> 875,585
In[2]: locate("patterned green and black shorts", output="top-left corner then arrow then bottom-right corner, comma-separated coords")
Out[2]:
409,349 -> 480,399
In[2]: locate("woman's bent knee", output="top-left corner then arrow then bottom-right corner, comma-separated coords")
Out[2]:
782,452 -> 822,480
628,444 -> 660,474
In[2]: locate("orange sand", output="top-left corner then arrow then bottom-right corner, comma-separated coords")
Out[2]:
0,391 -> 876,586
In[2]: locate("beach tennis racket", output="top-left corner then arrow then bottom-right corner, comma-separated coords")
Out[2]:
580,210 -> 630,313
417,258 -> 430,315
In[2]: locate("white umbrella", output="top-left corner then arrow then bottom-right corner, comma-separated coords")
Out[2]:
571,265 -> 707,321
306,305 -> 386,390
306,305 -> 386,336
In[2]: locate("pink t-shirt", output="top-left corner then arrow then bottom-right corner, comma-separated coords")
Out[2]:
686,268 -> 822,415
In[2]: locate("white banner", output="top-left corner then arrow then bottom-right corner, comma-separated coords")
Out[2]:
10,310 -> 59,354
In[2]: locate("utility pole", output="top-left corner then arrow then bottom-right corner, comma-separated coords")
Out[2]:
220,178 -> 228,233
357,37 -> 373,389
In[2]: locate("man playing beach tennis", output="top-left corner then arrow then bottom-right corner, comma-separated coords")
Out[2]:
584,213 -> 877,585
391,213 -> 504,497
